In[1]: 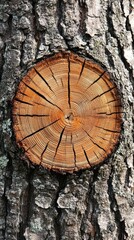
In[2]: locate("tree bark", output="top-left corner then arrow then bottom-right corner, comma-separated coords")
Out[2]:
0,0 -> 133,239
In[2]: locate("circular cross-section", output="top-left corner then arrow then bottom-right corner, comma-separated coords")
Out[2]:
12,52 -> 122,172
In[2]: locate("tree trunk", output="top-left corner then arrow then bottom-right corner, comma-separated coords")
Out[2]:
0,0 -> 133,239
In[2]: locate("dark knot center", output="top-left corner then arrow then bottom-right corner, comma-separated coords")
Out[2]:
65,112 -> 74,121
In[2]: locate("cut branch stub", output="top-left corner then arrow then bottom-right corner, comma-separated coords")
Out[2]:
12,52 -> 122,173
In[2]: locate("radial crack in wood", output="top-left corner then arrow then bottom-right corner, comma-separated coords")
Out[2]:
12,52 -> 122,173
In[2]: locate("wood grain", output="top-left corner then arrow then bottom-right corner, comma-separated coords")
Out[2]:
12,52 -> 122,172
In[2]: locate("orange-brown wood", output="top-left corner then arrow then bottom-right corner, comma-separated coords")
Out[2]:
12,52 -> 122,172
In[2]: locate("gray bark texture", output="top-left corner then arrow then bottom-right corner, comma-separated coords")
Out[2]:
0,0 -> 134,239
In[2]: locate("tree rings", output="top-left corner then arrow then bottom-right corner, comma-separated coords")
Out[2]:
12,52 -> 122,173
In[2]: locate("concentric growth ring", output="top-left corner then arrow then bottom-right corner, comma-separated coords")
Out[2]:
12,52 -> 122,172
